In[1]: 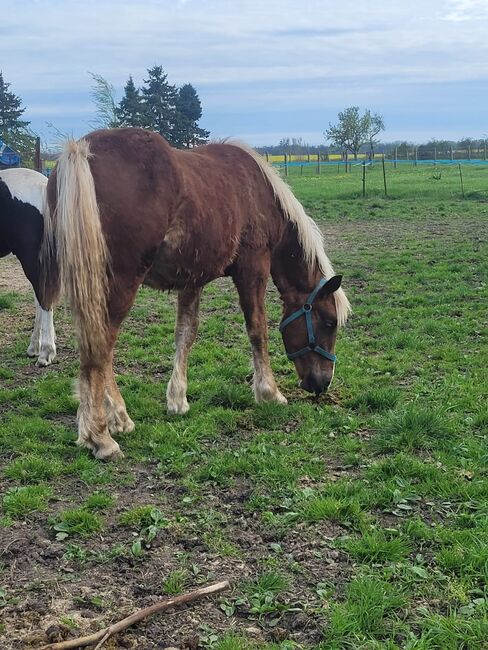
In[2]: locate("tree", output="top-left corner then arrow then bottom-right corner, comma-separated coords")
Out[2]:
141,66 -> 178,141
88,72 -> 119,129
365,111 -> 385,158
116,76 -> 146,128
278,137 -> 309,154
325,106 -> 385,159
88,68 -> 210,148
173,83 -> 209,147
0,71 -> 36,165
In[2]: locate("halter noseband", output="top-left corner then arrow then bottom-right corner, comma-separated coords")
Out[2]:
279,278 -> 337,362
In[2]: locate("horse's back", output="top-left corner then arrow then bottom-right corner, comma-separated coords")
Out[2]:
144,143 -> 282,290
48,129 -> 184,288
0,168 -> 47,214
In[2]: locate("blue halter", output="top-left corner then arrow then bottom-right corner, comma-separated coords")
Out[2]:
279,278 -> 337,362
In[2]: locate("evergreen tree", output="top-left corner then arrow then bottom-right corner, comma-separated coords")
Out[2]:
116,76 -> 146,127
141,66 -> 178,142
174,83 -> 209,148
0,71 -> 35,164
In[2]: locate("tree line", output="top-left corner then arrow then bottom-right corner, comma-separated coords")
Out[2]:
1,72 -> 487,163
90,66 -> 209,148
0,67 -> 209,163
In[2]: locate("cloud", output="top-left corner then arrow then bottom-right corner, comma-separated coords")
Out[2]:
2,1 -> 488,144
444,0 -> 488,21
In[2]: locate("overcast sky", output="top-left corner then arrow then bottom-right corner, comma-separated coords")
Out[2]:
2,0 -> 487,146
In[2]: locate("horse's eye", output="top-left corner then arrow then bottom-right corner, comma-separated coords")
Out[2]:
324,321 -> 336,328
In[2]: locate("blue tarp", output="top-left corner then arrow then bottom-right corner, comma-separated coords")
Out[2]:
0,139 -> 21,167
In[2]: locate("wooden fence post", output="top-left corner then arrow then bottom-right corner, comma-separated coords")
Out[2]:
382,154 -> 388,196
394,148 -> 397,169
317,152 -> 320,175
34,137 -> 42,173
459,164 -> 465,198
284,154 -> 288,177
362,162 -> 366,198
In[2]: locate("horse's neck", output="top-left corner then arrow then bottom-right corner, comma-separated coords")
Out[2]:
271,224 -> 319,297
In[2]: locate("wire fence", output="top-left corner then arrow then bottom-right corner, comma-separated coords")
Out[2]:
275,158 -> 488,201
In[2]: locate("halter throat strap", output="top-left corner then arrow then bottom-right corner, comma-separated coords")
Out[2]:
279,278 -> 337,363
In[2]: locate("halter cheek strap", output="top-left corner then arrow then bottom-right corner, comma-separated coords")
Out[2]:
279,278 -> 337,362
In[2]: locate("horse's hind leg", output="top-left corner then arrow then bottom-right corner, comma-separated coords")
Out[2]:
104,350 -> 135,435
37,306 -> 57,367
77,326 -> 124,460
27,296 -> 41,359
27,297 -> 57,366
166,287 -> 202,415
233,254 -> 287,405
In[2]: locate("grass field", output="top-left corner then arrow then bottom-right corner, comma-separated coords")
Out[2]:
279,161 -> 488,203
0,168 -> 487,648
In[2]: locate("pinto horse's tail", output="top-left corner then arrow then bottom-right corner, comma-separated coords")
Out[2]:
41,139 -> 109,360
229,141 -> 351,326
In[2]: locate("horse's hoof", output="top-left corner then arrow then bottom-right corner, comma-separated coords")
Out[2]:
36,357 -> 52,367
94,440 -> 124,461
36,348 -> 57,367
167,401 -> 190,415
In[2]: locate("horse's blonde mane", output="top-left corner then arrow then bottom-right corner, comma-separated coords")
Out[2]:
224,141 -> 351,326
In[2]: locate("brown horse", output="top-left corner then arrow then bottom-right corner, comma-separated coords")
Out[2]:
41,128 -> 350,459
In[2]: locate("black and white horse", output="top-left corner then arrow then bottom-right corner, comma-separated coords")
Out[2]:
0,168 -> 56,366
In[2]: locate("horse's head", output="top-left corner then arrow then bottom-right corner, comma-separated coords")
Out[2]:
279,275 -> 342,396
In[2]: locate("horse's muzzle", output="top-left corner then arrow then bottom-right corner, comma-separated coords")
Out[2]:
300,373 -> 331,396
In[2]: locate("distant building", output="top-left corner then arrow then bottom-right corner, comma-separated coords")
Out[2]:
0,139 -> 21,168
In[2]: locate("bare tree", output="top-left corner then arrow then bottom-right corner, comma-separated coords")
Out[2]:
365,111 -> 385,159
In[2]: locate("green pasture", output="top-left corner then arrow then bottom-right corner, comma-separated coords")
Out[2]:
0,172 -> 487,648
279,161 -> 488,202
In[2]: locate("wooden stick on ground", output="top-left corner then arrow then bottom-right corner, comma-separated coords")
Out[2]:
39,580 -> 230,650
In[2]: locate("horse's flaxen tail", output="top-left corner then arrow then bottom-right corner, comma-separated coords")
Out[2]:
229,141 -> 351,326
41,139 -> 110,361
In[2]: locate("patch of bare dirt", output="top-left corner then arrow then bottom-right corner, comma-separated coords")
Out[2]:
0,468 -> 353,649
0,256 -> 31,293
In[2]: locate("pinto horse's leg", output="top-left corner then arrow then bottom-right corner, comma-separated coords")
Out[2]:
27,297 -> 41,359
104,350 -> 135,435
166,287 -> 202,415
233,256 -> 287,405
37,307 -> 57,367
27,297 -> 56,366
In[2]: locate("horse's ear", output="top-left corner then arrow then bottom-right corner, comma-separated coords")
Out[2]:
318,275 -> 342,298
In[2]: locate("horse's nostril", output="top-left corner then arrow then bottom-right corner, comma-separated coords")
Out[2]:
301,374 -> 331,395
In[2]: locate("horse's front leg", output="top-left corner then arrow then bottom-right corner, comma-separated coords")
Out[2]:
233,259 -> 287,405
166,287 -> 202,415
